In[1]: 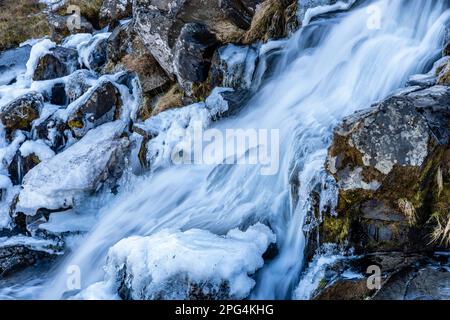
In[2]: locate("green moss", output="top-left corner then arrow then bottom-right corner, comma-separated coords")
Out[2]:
68,117 -> 84,129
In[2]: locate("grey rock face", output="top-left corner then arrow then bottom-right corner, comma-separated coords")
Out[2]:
132,0 -> 256,77
33,47 -> 79,81
174,23 -> 218,91
0,245 -> 52,278
328,86 -> 450,189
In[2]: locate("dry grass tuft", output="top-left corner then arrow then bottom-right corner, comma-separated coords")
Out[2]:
0,0 -> 50,51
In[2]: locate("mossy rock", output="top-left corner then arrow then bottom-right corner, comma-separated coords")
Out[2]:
0,0 -> 50,51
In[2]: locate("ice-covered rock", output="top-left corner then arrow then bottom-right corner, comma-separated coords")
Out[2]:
324,85 -> 450,252
33,46 -> 79,81
66,80 -> 123,138
0,92 -> 43,133
211,44 -> 258,90
77,33 -> 111,72
16,121 -> 130,215
81,223 -> 275,300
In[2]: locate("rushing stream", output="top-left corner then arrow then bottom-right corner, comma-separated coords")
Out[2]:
1,0 -> 450,299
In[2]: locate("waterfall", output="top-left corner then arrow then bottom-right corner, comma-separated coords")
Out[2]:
2,0 -> 450,300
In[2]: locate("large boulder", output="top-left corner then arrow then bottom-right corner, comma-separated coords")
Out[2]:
173,23 -> 218,92
66,81 -> 123,138
322,85 -> 450,253
78,224 -> 275,300
33,46 -> 79,81
16,122 -> 129,215
0,92 -> 43,133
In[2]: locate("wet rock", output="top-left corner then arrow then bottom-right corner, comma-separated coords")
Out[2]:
173,23 -> 218,92
47,13 -> 94,43
0,244 -> 51,278
7,152 -> 41,186
33,46 -> 79,81
99,0 -> 133,29
210,44 -> 258,90
373,265 -> 450,300
0,92 -> 43,133
88,38 -> 108,72
308,251 -> 450,300
67,81 -> 123,138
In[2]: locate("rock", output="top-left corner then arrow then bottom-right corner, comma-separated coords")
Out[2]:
120,36 -> 171,95
173,23 -> 218,92
16,122 -> 129,215
47,13 -> 94,43
309,252 -> 450,300
132,0 -> 249,76
65,70 -> 98,104
210,44 -> 258,90
0,45 -> 31,86
0,243 -> 54,278
67,81 -> 123,138
88,38 -> 108,72
8,152 -> 41,186
105,22 -> 171,101
78,224 -> 275,300
106,22 -> 133,64
0,92 -> 43,133
369,256 -> 450,300
33,46 -> 79,81
99,0 -> 133,29
32,116 -> 68,152
323,85 -> 450,252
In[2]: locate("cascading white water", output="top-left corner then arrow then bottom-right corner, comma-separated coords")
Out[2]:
2,0 -> 450,300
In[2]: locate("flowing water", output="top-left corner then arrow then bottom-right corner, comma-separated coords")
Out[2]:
2,0 -> 450,299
